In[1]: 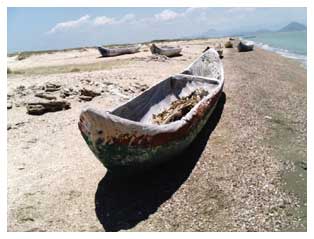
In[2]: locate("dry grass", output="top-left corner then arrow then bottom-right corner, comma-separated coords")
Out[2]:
7,67 -> 24,75
8,46 -> 97,58
8,59 -> 131,76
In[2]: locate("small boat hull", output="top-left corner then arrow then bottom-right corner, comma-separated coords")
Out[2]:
79,49 -> 224,174
79,88 -> 222,174
98,45 -> 140,57
237,41 -> 254,52
150,44 -> 182,57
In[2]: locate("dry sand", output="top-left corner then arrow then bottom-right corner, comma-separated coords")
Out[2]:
7,38 -> 306,232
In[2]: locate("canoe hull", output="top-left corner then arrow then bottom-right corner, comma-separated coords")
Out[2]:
98,46 -> 140,57
79,87 -> 222,174
237,42 -> 254,52
79,49 -> 224,175
150,44 -> 182,57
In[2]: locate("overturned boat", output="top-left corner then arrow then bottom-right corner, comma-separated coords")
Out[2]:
97,45 -> 140,57
237,41 -> 254,52
79,48 -> 224,174
150,44 -> 182,57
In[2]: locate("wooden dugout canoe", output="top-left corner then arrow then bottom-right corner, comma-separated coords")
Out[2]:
97,45 -> 140,57
237,41 -> 254,52
78,48 -> 224,174
150,43 -> 182,57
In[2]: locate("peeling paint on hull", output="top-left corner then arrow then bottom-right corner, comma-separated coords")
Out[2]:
80,91 -> 221,174
78,49 -> 224,174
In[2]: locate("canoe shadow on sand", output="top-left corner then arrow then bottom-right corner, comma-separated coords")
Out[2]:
95,92 -> 226,232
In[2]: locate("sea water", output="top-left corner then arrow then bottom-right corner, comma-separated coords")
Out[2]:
242,31 -> 307,67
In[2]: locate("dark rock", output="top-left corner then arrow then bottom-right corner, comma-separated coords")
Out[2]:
35,92 -> 57,100
26,100 -> 71,115
80,88 -> 101,97
7,102 -> 13,109
60,88 -> 77,98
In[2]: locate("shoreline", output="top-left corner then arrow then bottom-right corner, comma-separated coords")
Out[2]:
240,36 -> 307,68
7,38 -> 306,231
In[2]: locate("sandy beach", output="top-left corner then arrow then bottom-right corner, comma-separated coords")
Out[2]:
7,38 -> 306,232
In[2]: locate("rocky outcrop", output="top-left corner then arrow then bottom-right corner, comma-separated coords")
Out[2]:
26,100 -> 71,115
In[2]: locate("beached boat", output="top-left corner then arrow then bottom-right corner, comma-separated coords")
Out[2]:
237,41 -> 254,52
150,44 -> 182,57
97,45 -> 140,57
78,48 -> 224,174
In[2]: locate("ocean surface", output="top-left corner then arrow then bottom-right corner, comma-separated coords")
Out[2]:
242,31 -> 307,67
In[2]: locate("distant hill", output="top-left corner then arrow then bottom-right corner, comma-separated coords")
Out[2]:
278,22 -> 306,32
194,21 -> 306,40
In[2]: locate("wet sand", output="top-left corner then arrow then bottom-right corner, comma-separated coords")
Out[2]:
7,38 -> 306,231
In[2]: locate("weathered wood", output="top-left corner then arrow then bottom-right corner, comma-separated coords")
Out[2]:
98,45 -> 140,57
237,41 -> 254,52
78,48 -> 224,174
150,44 -> 182,57
152,89 -> 209,124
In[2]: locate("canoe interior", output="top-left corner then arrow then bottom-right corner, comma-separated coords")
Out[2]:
112,74 -> 220,124
112,49 -> 223,124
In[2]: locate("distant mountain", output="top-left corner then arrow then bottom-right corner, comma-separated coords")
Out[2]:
278,22 -> 306,32
194,21 -> 306,40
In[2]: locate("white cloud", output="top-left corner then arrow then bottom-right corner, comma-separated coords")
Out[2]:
47,13 -> 136,33
47,15 -> 90,34
154,10 -> 181,21
93,16 -> 115,25
94,14 -> 136,25
117,14 -> 135,24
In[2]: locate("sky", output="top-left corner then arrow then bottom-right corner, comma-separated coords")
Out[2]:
7,7 -> 307,53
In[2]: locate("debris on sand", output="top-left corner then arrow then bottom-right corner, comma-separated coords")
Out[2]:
79,88 -> 101,101
147,55 -> 169,62
80,88 -> 101,97
152,89 -> 208,125
60,88 -> 78,98
79,95 -> 93,101
26,100 -> 71,115
7,102 -> 13,110
45,83 -> 61,92
7,123 -> 12,130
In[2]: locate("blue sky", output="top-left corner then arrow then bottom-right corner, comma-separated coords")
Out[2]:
8,7 -> 306,53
